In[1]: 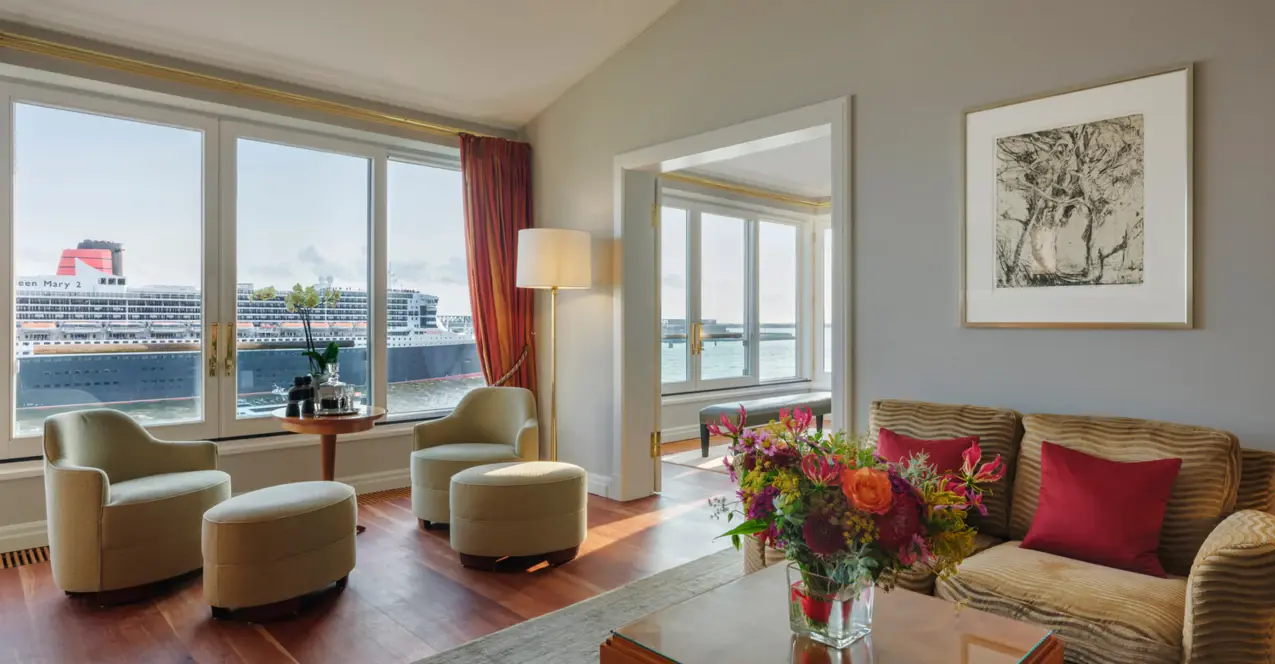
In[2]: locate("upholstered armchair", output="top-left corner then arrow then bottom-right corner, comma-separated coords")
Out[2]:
43,409 -> 230,595
410,387 -> 538,527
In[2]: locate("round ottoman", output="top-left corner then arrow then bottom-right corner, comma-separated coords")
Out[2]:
202,481 -> 356,617
449,461 -> 587,569
411,444 -> 523,528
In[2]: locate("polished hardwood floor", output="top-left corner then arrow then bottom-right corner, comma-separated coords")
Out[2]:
0,463 -> 733,664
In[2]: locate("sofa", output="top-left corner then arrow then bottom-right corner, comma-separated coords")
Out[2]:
743,399 -> 1275,664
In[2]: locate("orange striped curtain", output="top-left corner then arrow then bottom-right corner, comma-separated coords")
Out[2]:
459,134 -> 537,394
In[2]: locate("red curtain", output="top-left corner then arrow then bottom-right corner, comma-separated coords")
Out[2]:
459,134 -> 537,394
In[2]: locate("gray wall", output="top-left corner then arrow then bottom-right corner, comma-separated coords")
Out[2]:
526,0 -> 1275,476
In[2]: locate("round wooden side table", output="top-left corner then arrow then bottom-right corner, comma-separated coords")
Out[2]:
272,406 -> 387,482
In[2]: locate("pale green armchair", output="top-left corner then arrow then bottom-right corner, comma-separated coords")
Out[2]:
43,409 -> 230,594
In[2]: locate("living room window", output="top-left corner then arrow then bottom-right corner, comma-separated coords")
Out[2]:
660,197 -> 812,396
0,74 -> 479,458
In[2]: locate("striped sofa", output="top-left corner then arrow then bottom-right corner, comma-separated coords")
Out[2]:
743,399 -> 1275,664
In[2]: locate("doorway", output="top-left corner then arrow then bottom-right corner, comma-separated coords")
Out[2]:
610,99 -> 852,500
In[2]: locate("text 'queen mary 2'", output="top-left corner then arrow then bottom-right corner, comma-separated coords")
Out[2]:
14,241 -> 482,416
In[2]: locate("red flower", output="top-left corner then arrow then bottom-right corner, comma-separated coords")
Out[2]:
801,510 -> 847,556
800,454 -> 842,487
875,476 -> 925,552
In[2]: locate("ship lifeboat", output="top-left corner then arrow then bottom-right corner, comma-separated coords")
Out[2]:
310,322 -> 331,336
257,323 -> 280,336
353,321 -> 368,337
150,321 -> 188,335
18,322 -> 55,340
237,322 -> 254,336
20,322 -> 56,330
280,321 -> 305,336
60,321 -> 103,336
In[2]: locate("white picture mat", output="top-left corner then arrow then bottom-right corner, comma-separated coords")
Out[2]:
964,68 -> 1190,326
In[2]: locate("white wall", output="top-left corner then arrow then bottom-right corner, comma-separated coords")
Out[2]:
527,0 -> 1275,491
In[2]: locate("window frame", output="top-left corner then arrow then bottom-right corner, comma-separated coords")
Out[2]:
0,69 -> 475,459
660,191 -> 814,397
813,218 -> 833,389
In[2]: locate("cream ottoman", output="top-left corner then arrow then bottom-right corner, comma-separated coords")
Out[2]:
411,444 -> 523,528
202,481 -> 356,618
449,461 -> 587,569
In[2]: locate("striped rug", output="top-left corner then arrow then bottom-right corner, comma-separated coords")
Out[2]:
1,546 -> 48,570
357,486 -> 411,505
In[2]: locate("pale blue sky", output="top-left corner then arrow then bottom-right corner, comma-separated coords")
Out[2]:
14,102 -> 474,316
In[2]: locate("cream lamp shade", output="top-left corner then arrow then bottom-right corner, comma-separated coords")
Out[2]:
516,229 -> 592,289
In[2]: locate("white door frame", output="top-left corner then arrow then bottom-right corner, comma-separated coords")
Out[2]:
611,98 -> 853,501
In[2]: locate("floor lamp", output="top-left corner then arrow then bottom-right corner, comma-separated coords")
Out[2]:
515,228 -> 592,461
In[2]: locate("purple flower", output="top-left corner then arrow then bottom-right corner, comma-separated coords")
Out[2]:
747,485 -> 780,520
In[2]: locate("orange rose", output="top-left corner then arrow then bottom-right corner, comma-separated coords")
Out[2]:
841,467 -> 893,515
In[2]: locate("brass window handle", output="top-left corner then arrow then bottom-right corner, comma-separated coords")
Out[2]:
207,323 -> 219,377
224,326 -> 236,376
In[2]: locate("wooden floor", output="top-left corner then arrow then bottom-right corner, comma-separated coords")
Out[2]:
0,463 -> 733,664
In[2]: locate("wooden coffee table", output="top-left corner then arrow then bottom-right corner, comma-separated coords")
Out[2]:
272,406 -> 387,482
601,563 -> 1063,663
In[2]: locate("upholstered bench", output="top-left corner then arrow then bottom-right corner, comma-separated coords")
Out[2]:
202,481 -> 356,618
698,391 -> 832,456
449,461 -> 587,570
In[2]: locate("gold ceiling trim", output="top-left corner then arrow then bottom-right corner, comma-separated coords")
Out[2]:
660,172 -> 830,210
0,30 -> 497,139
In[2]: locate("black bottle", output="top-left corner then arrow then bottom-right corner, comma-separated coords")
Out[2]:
300,375 -> 316,415
285,376 -> 307,417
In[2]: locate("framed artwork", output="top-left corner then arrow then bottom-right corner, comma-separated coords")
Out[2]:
962,65 -> 1193,328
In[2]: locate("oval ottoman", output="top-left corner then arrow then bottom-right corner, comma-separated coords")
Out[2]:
449,461 -> 587,570
202,481 -> 356,617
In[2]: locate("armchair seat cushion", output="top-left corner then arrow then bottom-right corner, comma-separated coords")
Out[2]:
411,443 -> 521,523
936,541 -> 1186,664
99,469 -> 230,590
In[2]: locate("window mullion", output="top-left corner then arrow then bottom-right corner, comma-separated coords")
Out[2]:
371,154 -> 388,412
748,217 -> 760,386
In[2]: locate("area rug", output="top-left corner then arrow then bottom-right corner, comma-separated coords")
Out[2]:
415,546 -> 743,664
662,443 -> 730,475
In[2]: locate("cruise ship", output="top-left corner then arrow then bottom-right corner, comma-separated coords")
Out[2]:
15,241 -> 481,414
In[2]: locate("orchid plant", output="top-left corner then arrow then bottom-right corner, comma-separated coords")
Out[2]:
252,284 -> 341,375
709,406 -> 1006,593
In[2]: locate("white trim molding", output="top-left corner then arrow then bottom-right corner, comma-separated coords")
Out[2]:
338,468 -> 411,495
660,424 -> 701,443
587,472 -> 612,498
0,519 -> 46,553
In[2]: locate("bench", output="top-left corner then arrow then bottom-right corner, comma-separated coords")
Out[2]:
697,391 -> 832,456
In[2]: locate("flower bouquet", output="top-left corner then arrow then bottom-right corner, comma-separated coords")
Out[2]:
709,407 -> 1005,648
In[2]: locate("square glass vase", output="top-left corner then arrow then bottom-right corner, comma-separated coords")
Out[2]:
786,563 -> 874,649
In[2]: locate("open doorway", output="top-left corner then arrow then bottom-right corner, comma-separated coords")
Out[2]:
610,99 -> 851,500
658,135 -> 834,474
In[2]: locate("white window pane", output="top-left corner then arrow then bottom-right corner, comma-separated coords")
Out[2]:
700,213 -> 748,380
823,228 -> 833,374
235,138 -> 370,419
660,207 -> 688,385
13,103 -> 205,436
758,222 -> 797,381
386,161 -> 484,415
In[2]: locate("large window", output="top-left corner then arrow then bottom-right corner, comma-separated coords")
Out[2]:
0,78 -> 483,458
660,199 -> 808,395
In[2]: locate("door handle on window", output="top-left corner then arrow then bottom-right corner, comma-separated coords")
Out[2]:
207,323 -> 219,377
224,324 -> 236,377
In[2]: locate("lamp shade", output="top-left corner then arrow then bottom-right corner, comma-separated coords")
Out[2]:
516,228 -> 592,289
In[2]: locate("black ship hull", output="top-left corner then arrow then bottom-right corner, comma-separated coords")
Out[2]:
15,342 -> 482,409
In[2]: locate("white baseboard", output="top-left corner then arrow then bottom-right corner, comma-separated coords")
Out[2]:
661,424 -> 702,443
0,520 -> 47,554
339,468 -> 411,494
587,473 -> 611,497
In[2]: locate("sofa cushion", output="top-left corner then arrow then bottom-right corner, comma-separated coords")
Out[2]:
1011,414 -> 1240,577
936,542 -> 1186,664
1022,442 -> 1181,577
891,532 -> 1004,595
869,400 -> 1021,538
876,428 -> 976,475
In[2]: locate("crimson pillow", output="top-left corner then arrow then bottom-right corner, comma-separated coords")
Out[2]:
876,428 -> 978,474
1021,442 -> 1182,577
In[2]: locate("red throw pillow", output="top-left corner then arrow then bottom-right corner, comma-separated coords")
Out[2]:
876,428 -> 978,474
1021,441 -> 1182,577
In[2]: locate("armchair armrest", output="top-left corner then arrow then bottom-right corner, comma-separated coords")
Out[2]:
515,418 -> 540,460
413,415 -> 470,452
144,438 -> 220,473
1183,509 -> 1275,663
44,461 -> 108,591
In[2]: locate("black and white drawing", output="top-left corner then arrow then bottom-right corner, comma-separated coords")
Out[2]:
994,114 -> 1145,288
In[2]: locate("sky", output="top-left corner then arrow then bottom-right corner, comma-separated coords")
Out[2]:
660,207 -> 798,326
13,102 -> 474,317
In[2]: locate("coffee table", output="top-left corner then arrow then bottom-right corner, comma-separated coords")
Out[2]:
601,563 -> 1063,663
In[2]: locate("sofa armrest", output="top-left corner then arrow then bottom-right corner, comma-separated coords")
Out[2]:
515,418 -> 540,460
145,438 -> 220,473
1183,510 -> 1275,663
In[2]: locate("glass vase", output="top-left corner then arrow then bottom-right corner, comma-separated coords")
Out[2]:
315,362 -> 350,415
787,563 -> 874,649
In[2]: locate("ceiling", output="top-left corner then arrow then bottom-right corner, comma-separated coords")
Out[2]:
0,0 -> 680,129
686,135 -> 831,200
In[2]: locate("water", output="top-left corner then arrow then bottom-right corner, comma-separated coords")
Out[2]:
15,375 -> 486,437
662,326 -> 799,384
